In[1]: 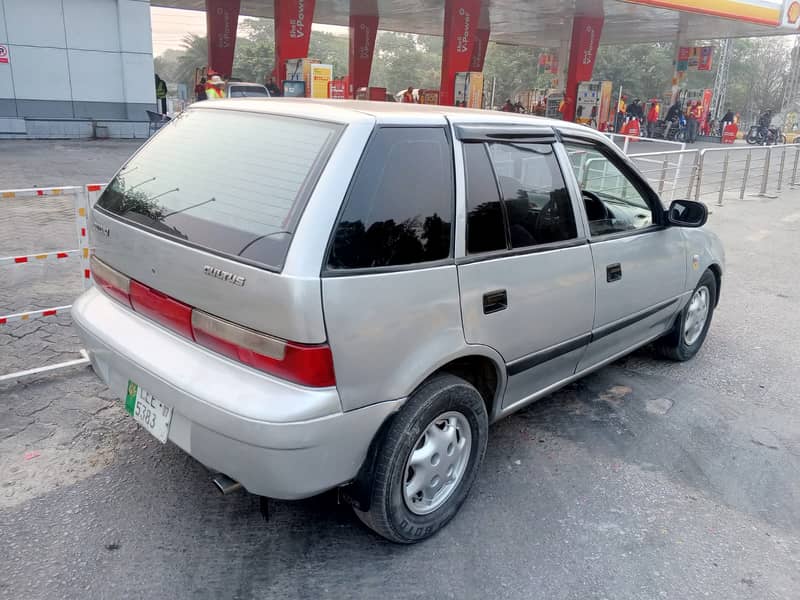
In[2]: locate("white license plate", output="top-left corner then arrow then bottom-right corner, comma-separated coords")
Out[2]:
124,381 -> 172,443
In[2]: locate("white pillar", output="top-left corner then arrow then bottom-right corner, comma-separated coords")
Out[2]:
670,14 -> 689,104
555,17 -> 573,91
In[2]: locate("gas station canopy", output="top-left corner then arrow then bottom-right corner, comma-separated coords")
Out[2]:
152,0 -> 795,45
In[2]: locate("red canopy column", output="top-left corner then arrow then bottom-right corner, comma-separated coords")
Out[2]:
274,0 -> 317,82
439,0 -> 482,106
470,27 -> 490,72
349,0 -> 379,96
469,3 -> 491,72
562,13 -> 604,122
206,0 -> 241,78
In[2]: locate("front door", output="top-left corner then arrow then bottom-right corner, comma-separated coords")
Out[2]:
455,132 -> 596,411
562,138 -> 686,371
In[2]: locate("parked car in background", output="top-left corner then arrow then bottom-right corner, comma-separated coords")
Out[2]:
225,82 -> 271,98
73,100 -> 724,544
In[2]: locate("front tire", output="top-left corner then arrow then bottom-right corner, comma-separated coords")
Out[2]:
354,374 -> 489,543
656,269 -> 717,361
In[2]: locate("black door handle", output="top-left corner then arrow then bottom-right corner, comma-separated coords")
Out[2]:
607,263 -> 622,282
483,290 -> 508,314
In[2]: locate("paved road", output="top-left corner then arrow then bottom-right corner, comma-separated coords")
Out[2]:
1,140 -> 799,600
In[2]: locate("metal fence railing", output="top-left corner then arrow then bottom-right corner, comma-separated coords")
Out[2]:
605,132 -> 687,156
628,144 -> 800,206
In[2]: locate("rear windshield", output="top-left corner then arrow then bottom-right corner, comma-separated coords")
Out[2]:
228,85 -> 269,98
96,108 -> 342,270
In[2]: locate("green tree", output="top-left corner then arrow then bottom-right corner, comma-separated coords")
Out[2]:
370,33 -> 442,94
593,43 -> 674,101
483,44 -> 550,104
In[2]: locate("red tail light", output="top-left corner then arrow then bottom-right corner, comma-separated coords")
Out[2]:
91,256 -> 336,388
129,281 -> 194,339
90,255 -> 131,307
191,311 -> 336,387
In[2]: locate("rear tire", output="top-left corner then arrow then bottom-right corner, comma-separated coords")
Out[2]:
656,269 -> 717,362
354,374 -> 488,544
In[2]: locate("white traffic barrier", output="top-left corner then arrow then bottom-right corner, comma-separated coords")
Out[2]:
1,184 -> 97,380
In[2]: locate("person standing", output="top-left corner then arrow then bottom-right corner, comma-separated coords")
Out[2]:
686,100 -> 700,143
627,98 -> 644,122
402,87 -> 415,103
721,107 -> 735,126
155,74 -> 168,114
205,74 -> 226,100
558,96 -> 574,121
646,100 -> 660,138
663,100 -> 681,140
265,76 -> 281,97
195,77 -> 207,102
615,94 -> 627,132
502,98 -> 515,112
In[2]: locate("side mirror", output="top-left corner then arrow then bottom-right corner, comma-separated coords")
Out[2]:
667,200 -> 708,228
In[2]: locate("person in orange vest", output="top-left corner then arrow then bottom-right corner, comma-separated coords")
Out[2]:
615,95 -> 627,132
559,96 -> 573,121
686,100 -> 701,143
205,74 -> 226,100
646,100 -> 660,138
402,87 -> 415,103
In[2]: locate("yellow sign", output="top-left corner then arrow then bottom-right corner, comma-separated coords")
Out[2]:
310,64 -> 333,99
622,0 -> 781,26
467,72 -> 484,109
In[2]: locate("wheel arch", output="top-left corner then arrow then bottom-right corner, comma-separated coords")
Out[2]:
708,263 -> 722,306
342,347 -> 506,511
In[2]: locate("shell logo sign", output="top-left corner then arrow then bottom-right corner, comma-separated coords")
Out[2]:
623,0 -> 785,27
783,0 -> 800,27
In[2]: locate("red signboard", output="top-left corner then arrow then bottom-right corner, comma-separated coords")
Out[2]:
274,0 -> 316,81
206,0 -> 240,77
440,0 -> 482,106
329,80 -> 348,99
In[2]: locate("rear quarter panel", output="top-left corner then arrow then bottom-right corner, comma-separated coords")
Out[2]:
323,266 -> 496,412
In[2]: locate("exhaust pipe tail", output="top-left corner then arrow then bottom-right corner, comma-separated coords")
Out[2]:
212,473 -> 242,495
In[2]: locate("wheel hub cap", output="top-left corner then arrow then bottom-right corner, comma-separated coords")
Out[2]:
684,286 -> 710,345
403,411 -> 472,515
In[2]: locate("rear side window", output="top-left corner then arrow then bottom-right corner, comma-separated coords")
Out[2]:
327,127 -> 454,270
228,85 -> 269,98
487,142 -> 577,248
96,109 -> 341,270
464,143 -> 506,254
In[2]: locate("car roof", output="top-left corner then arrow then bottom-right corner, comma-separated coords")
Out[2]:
195,97 -> 592,136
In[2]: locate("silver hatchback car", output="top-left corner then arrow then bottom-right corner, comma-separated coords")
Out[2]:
73,99 -> 723,543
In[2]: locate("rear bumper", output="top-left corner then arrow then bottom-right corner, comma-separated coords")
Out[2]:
72,287 -> 400,499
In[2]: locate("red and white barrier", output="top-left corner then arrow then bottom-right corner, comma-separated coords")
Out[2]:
0,305 -> 73,325
1,184 -> 99,381
0,249 -> 80,266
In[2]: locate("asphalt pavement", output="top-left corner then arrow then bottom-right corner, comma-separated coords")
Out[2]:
1,139 -> 799,600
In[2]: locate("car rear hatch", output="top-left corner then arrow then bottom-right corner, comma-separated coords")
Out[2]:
89,106 -> 344,384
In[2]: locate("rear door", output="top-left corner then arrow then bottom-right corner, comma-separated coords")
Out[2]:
562,136 -> 686,370
454,126 -> 596,411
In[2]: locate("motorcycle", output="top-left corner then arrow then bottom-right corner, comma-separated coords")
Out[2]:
746,126 -> 786,145
663,114 -> 687,142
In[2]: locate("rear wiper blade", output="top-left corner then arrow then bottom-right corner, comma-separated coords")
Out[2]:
162,196 -> 215,218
